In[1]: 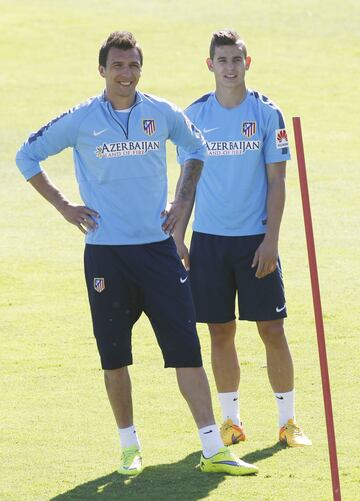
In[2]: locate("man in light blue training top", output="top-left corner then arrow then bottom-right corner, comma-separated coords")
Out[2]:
175,29 -> 311,448
16,31 -> 258,476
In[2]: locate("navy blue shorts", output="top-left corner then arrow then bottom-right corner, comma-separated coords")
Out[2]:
84,238 -> 202,370
189,232 -> 287,323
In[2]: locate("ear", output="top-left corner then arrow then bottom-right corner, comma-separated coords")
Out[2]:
98,64 -> 106,78
245,56 -> 251,70
206,57 -> 214,72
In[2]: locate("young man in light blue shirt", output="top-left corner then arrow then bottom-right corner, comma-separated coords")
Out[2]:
16,31 -> 258,476
176,29 -> 311,448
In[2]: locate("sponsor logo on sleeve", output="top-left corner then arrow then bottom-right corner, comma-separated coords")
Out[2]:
242,121 -> 257,138
275,129 -> 289,149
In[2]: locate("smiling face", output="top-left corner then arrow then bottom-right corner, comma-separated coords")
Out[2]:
207,43 -> 251,90
99,47 -> 142,108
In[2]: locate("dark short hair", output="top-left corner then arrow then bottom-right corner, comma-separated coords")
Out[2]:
209,29 -> 247,59
99,31 -> 143,67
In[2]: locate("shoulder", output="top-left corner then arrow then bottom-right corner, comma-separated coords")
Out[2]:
27,95 -> 102,144
68,95 -> 103,121
138,92 -> 182,115
72,95 -> 101,112
248,90 -> 283,115
45,95 -> 101,127
57,95 -> 105,136
187,92 -> 212,108
247,90 -> 287,128
178,93 -> 213,124
185,92 -> 212,114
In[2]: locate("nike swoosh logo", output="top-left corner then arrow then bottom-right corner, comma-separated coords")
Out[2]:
231,434 -> 239,444
93,128 -> 108,136
213,460 -> 240,466
276,396 -> 284,400
276,304 -> 286,312
180,276 -> 188,284
203,127 -> 218,133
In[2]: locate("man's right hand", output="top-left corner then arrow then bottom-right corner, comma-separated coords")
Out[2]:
58,202 -> 100,234
28,172 -> 100,235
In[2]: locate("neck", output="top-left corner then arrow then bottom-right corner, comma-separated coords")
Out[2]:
215,84 -> 247,109
105,89 -> 136,110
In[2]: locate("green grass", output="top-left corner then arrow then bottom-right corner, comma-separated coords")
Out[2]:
1,0 -> 360,499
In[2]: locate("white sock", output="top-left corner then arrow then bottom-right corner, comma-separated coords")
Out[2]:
198,425 -> 224,458
118,425 -> 141,450
275,389 -> 295,427
218,391 -> 241,426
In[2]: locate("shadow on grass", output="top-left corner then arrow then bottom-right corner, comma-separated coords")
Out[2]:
240,441 -> 286,464
50,452 -> 229,501
50,445 -> 278,500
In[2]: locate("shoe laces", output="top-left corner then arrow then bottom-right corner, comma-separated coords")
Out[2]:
223,419 -> 241,432
286,422 -> 302,436
122,447 -> 139,466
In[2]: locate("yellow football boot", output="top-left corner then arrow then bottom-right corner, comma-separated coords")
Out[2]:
220,418 -> 246,446
118,445 -> 142,476
279,418 -> 312,447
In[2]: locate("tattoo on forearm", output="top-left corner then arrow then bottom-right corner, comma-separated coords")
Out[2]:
177,159 -> 203,202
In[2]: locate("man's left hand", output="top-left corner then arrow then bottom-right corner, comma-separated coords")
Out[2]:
251,238 -> 278,279
161,200 -> 187,235
173,235 -> 190,270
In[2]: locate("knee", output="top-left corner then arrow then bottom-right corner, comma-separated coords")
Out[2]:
208,321 -> 236,348
104,369 -> 114,389
257,320 -> 287,349
104,367 -> 126,387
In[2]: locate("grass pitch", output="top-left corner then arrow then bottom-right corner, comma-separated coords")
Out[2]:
1,0 -> 360,499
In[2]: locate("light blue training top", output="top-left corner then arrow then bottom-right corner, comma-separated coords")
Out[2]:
178,90 -> 290,236
16,91 -> 206,245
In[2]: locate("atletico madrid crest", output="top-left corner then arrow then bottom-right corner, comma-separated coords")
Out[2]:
242,121 -> 256,138
94,277 -> 105,293
142,119 -> 156,136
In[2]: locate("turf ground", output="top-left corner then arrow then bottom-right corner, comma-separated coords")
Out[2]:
1,0 -> 360,499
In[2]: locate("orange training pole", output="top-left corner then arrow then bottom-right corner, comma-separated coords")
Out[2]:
292,116 -> 341,501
